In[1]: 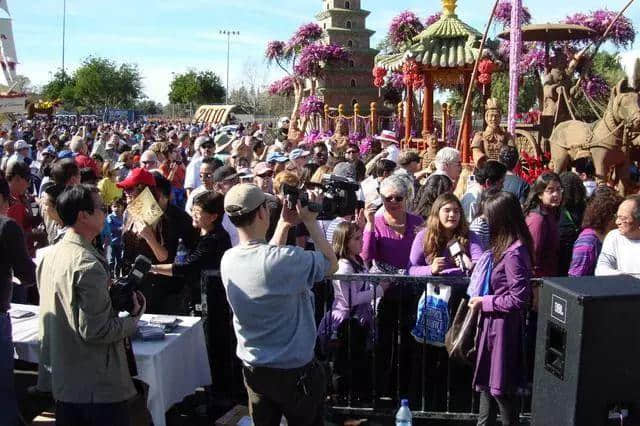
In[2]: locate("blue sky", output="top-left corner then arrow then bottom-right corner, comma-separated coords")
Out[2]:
6,0 -> 640,103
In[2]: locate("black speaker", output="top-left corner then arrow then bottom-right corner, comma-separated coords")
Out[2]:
532,275 -> 640,425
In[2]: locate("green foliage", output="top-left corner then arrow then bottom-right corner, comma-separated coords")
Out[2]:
135,100 -> 164,115
490,71 -> 540,114
590,51 -> 625,87
41,57 -> 143,112
168,70 -> 226,105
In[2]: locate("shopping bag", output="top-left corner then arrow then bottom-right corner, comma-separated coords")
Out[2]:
411,283 -> 451,347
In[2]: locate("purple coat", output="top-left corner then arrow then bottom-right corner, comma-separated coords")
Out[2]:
408,229 -> 484,277
472,240 -> 532,396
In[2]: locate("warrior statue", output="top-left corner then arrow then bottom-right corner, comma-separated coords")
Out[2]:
420,133 -> 442,172
471,98 -> 514,166
329,117 -> 350,155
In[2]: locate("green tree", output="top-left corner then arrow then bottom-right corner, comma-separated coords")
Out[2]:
168,70 -> 225,105
41,70 -> 76,105
73,57 -> 142,110
135,99 -> 163,115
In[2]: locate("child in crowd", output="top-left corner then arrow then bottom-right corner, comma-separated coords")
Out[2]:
107,198 -> 125,277
318,221 -> 388,395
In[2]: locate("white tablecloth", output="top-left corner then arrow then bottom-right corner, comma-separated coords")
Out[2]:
10,304 -> 212,426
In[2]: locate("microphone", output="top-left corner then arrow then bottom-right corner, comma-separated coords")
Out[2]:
448,240 -> 467,274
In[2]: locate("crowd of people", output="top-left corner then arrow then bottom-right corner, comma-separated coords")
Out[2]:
1,114 -> 640,426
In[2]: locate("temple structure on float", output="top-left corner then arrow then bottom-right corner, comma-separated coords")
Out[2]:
315,0 -> 379,112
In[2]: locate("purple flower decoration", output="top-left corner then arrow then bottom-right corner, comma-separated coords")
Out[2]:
581,75 -> 610,99
565,10 -> 635,48
494,1 -> 532,28
299,95 -> 325,117
265,41 -> 286,61
268,76 -> 295,96
390,71 -> 405,89
286,22 -> 324,52
388,11 -> 425,46
424,13 -> 442,27
294,43 -> 349,78
358,136 -> 373,156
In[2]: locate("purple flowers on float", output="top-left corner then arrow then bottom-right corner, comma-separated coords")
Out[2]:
265,41 -> 286,61
299,95 -> 324,117
494,1 -> 532,28
294,43 -> 349,78
565,10 -> 635,48
581,75 -> 610,99
268,76 -> 295,96
388,11 -> 425,46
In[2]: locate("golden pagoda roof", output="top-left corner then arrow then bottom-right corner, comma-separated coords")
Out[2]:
376,0 -> 488,71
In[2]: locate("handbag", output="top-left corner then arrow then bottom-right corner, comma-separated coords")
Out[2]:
445,253 -> 493,365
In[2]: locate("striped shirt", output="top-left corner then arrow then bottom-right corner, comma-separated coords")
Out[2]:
568,228 -> 601,277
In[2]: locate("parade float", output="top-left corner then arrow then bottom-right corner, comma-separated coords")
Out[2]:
0,0 -> 27,116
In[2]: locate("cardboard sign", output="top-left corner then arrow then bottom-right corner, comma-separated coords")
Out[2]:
126,187 -> 163,226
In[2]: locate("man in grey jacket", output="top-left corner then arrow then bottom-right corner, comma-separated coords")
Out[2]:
37,184 -> 146,425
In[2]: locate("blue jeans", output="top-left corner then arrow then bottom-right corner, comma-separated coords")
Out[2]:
0,312 -> 20,426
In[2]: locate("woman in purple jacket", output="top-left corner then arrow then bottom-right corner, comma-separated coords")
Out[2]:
409,193 -> 483,277
469,191 -> 534,426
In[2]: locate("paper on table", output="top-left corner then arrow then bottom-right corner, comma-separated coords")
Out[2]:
126,187 -> 163,226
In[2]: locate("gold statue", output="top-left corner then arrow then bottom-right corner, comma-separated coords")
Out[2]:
471,98 -> 514,166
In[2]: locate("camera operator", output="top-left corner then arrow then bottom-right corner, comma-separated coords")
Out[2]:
221,184 -> 338,426
37,184 -> 146,426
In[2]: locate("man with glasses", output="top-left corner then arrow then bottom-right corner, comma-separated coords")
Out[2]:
185,157 -> 223,216
596,195 -> 640,275
311,142 -> 328,167
185,136 -> 214,197
37,185 -> 146,426
344,144 -> 365,181
139,150 -> 159,171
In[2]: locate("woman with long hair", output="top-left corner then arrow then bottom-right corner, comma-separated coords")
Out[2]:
568,186 -> 623,276
409,193 -> 482,276
411,174 -> 453,220
469,191 -> 534,426
523,172 -> 563,277
557,171 -> 588,275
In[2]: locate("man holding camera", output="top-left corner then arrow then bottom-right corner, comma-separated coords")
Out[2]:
37,185 -> 146,425
221,184 -> 338,426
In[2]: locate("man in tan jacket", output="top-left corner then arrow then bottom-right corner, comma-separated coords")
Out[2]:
37,184 -> 145,426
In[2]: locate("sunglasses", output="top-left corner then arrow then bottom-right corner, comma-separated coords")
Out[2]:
257,171 -> 274,178
383,195 -> 404,203
141,160 -> 156,165
200,172 -> 214,179
346,150 -> 358,154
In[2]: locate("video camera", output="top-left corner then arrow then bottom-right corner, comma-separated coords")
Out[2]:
109,255 -> 152,312
282,174 -> 360,220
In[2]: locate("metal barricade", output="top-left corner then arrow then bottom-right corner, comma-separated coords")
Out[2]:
316,273 -> 542,422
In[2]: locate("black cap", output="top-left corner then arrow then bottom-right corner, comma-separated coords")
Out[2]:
212,165 -> 239,183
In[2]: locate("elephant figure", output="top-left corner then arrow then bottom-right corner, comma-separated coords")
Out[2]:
550,79 -> 640,194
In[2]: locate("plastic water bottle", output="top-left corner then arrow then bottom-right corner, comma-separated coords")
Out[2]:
175,238 -> 187,265
395,399 -> 412,426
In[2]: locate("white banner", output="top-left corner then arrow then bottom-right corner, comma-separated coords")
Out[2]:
0,96 -> 26,114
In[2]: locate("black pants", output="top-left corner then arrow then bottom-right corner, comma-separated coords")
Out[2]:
477,391 -> 519,426
242,359 -> 326,426
55,400 -> 130,426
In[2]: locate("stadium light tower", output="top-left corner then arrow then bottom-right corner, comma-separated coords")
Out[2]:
219,30 -> 239,105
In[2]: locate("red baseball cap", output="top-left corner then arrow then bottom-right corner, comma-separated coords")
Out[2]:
116,168 -> 156,189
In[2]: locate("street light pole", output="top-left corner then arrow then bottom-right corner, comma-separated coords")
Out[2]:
219,30 -> 239,105
62,0 -> 66,75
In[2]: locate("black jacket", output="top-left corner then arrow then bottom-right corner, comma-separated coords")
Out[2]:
0,216 -> 36,312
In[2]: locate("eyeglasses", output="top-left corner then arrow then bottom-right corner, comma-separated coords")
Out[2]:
615,215 -> 635,223
383,195 -> 404,203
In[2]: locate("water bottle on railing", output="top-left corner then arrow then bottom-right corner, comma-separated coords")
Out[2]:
175,238 -> 187,265
395,399 -> 412,426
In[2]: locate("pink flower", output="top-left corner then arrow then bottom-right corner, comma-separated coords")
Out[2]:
494,1 -> 532,28
265,41 -> 286,61
388,11 -> 424,46
581,75 -> 610,99
424,13 -> 442,27
268,76 -> 295,96
565,9 -> 635,48
294,43 -> 349,78
286,22 -> 324,52
299,95 -> 325,117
